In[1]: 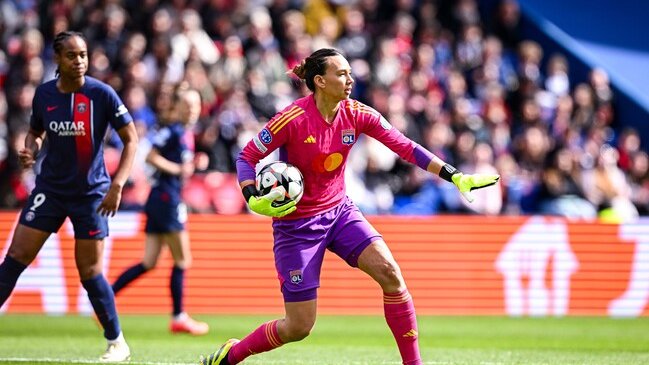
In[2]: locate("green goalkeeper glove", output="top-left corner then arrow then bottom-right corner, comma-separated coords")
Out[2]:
439,163 -> 499,203
248,190 -> 297,217
451,173 -> 500,203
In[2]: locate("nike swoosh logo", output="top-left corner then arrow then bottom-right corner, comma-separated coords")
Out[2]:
47,106 -> 58,112
88,229 -> 102,236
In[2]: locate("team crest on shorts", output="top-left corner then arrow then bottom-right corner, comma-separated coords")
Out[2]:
289,269 -> 303,284
77,102 -> 87,113
342,129 -> 355,145
25,211 -> 35,222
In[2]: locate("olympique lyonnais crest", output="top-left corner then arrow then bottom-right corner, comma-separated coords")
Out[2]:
76,103 -> 87,113
342,129 -> 355,145
289,269 -> 303,284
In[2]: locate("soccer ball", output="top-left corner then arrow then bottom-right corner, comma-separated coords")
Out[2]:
256,161 -> 304,207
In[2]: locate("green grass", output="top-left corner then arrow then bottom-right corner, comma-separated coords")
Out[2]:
1,314 -> 648,364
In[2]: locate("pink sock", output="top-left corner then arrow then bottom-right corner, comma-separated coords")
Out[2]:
384,290 -> 422,365
229,320 -> 283,364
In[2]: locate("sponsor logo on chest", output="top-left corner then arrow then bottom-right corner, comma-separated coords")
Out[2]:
48,120 -> 87,136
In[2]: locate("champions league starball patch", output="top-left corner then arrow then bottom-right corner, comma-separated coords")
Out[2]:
289,269 -> 303,284
259,128 -> 272,144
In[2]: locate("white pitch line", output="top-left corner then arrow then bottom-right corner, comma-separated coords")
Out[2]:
0,359 -> 505,365
0,358 -> 195,365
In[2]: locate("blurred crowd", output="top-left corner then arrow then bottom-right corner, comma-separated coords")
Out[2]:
0,0 -> 647,220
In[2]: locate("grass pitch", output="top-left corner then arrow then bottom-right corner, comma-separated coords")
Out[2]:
0,314 -> 648,364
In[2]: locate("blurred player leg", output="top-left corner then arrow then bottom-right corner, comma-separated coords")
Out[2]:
166,231 -> 208,335
0,225 -> 50,306
112,235 -> 163,293
0,256 -> 27,306
111,263 -> 147,293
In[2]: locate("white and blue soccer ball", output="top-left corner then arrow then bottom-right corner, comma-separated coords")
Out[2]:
256,161 -> 304,207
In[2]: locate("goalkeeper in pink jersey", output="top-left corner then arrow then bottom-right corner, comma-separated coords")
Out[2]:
200,48 -> 499,365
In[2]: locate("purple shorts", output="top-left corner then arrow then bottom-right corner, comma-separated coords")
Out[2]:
272,197 -> 382,302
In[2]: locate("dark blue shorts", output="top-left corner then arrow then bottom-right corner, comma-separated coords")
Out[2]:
144,197 -> 187,234
272,196 -> 382,302
19,187 -> 109,239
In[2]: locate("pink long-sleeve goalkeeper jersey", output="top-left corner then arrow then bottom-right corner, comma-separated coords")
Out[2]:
237,94 -> 435,219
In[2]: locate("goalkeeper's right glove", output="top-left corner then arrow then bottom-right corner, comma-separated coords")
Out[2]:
246,188 -> 297,218
439,164 -> 500,203
451,172 -> 500,203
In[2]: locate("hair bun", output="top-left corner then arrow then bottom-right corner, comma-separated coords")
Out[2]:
292,60 -> 307,79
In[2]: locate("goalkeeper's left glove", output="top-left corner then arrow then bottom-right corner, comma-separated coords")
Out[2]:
439,164 -> 500,203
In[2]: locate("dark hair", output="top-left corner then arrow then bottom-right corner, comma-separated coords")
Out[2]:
53,31 -> 86,55
53,31 -> 86,77
157,82 -> 198,124
292,48 -> 343,91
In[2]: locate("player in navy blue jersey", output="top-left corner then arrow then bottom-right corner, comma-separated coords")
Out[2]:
0,31 -> 138,362
112,85 -> 209,336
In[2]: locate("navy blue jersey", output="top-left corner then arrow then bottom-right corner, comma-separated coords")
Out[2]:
30,76 -> 133,196
148,122 -> 194,202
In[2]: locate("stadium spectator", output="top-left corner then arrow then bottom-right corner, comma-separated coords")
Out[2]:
98,4 -> 128,68
112,85 -> 209,336
458,142 -> 503,215
488,0 -> 523,51
0,31 -> 137,362
583,144 -> 639,222
171,9 -> 219,66
628,150 -> 649,215
142,34 -> 184,87
335,7 -> 373,61
537,146 -> 597,218
0,0 -> 645,218
199,48 -> 499,365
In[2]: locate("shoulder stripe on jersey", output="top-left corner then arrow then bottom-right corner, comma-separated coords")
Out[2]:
267,105 -> 300,130
269,107 -> 304,134
347,104 -> 380,117
346,102 -> 374,112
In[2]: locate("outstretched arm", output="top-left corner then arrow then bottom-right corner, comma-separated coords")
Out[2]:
362,111 -> 499,203
428,158 -> 500,203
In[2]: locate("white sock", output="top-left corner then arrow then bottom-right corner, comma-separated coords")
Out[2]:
173,312 -> 188,321
107,331 -> 125,344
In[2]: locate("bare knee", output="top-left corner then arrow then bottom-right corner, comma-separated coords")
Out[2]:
6,226 -> 49,265
358,241 -> 406,292
173,258 -> 191,270
7,247 -> 36,266
77,264 -> 102,281
141,259 -> 157,270
373,261 -> 405,292
279,317 -> 315,343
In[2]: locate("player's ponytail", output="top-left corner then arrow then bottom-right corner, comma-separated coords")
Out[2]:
292,48 -> 343,91
291,61 -> 307,80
